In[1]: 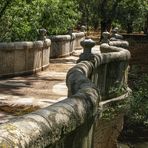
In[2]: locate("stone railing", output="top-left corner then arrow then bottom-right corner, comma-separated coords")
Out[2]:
0,34 -> 131,148
73,32 -> 85,50
49,32 -> 85,58
0,38 -> 51,78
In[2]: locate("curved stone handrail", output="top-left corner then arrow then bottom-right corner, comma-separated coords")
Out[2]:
0,62 -> 99,147
0,39 -> 51,77
100,43 -> 130,59
109,40 -> 129,49
0,36 -> 131,148
69,40 -> 130,100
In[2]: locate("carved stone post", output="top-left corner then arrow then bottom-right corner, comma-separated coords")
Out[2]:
77,38 -> 95,63
110,27 -> 123,40
101,31 -> 110,44
39,28 -> 47,40
111,28 -> 117,38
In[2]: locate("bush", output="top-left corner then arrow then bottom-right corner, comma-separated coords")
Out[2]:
119,65 -> 148,140
0,0 -> 80,42
126,65 -> 148,127
41,0 -> 80,35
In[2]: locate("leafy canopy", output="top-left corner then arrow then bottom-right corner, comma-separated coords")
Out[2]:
0,0 -> 80,41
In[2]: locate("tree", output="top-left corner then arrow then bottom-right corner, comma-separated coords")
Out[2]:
40,0 -> 80,35
0,0 -> 80,41
116,0 -> 148,33
0,0 -> 43,41
76,0 -> 122,36
77,0 -> 147,35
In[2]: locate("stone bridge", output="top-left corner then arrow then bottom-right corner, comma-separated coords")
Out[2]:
0,32 -> 131,148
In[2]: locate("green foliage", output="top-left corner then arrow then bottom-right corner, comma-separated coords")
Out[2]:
76,0 -> 100,30
76,0 -> 147,33
0,0 -> 42,41
101,99 -> 130,121
127,66 -> 148,127
116,0 -> 148,33
0,0 -> 80,41
41,0 -> 80,35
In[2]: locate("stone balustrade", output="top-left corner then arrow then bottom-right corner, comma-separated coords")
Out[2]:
0,39 -> 51,77
49,32 -> 85,58
0,33 -> 131,148
73,32 -> 85,50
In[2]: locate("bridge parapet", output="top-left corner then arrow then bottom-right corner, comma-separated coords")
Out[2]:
0,33 -> 131,148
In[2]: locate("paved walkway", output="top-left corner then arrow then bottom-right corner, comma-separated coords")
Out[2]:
0,51 -> 81,124
0,46 -> 100,124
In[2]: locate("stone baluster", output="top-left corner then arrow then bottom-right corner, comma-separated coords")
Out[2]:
77,38 -> 96,63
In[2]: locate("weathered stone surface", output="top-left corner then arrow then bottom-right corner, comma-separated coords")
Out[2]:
0,86 -> 99,147
49,35 -> 73,58
110,28 -> 123,40
109,40 -> 129,49
0,39 -> 51,77
0,35 -> 131,148
0,49 -> 15,75
73,32 -> 85,50
101,31 -> 110,44
49,32 -> 85,58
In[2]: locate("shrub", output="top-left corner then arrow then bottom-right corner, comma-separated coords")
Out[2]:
126,65 -> 148,127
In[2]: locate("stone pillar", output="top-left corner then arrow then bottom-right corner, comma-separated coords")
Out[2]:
67,28 -> 75,53
38,28 -> 50,70
77,38 -> 95,63
111,28 -> 117,39
39,28 -> 47,40
101,31 -> 110,44
110,27 -> 123,40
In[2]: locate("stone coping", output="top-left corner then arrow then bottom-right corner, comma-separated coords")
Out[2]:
49,35 -> 72,41
0,39 -> 51,50
99,43 -> 131,61
49,32 -> 85,42
109,40 -> 129,49
0,39 -> 51,78
72,32 -> 85,37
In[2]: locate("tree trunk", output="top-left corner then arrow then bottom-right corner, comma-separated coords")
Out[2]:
127,22 -> 133,33
144,12 -> 148,35
100,19 -> 112,41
